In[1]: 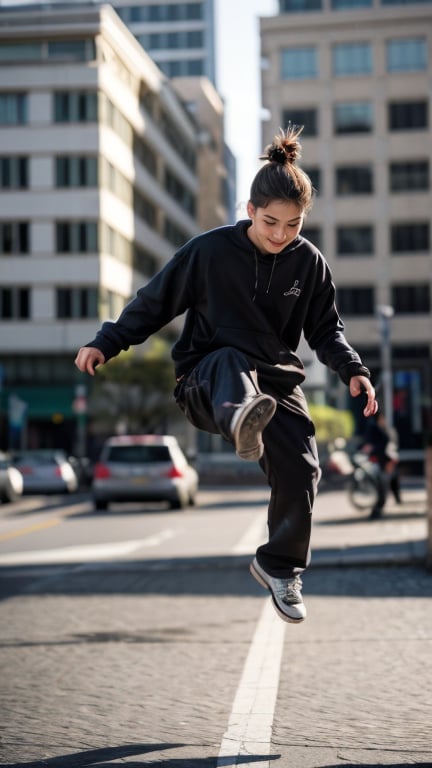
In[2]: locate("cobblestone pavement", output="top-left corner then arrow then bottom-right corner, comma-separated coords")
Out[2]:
0,485 -> 431,768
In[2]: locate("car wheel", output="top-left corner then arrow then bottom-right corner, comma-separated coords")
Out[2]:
94,499 -> 108,511
169,496 -> 186,510
0,481 -> 19,503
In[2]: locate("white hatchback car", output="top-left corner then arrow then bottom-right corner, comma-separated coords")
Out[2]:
92,434 -> 199,511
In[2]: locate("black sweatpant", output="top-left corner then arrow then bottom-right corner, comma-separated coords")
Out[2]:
174,347 -> 321,577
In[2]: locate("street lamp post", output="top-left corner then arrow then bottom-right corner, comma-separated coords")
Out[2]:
377,304 -> 394,427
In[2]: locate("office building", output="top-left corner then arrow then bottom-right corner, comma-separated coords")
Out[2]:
0,3 -> 201,451
260,0 -> 432,453
114,0 -> 216,83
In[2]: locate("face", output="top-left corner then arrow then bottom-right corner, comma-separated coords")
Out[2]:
246,199 -> 304,255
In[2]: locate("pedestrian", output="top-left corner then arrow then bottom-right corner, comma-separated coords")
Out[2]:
361,411 -> 401,519
75,125 -> 378,624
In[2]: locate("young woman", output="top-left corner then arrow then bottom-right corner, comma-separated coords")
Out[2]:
75,125 -> 377,623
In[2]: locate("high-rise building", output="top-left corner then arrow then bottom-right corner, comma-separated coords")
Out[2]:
261,0 -> 432,456
0,3 -> 201,451
114,0 -> 216,84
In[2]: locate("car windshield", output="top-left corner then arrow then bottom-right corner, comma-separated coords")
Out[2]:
107,446 -> 171,463
12,453 -> 61,467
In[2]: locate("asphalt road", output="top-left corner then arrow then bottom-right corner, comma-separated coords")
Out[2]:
1,485 -> 431,768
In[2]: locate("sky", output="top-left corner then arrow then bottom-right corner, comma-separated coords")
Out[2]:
215,0 -> 278,213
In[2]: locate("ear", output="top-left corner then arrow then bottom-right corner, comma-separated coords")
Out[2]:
246,201 -> 255,219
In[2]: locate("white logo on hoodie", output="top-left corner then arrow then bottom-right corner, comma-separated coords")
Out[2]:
284,280 -> 301,298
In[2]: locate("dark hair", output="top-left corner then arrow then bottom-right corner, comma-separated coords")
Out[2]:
249,124 -> 314,213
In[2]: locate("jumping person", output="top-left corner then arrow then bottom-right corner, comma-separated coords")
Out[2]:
75,125 -> 378,623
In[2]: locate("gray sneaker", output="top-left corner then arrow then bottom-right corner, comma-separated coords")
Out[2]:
230,394 -> 276,461
250,557 -> 306,623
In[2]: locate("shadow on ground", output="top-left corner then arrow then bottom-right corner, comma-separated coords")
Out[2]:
0,552 -> 431,604
1,742 -> 280,768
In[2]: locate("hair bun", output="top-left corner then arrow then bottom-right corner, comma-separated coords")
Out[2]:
261,124 -> 304,166
268,146 -> 287,164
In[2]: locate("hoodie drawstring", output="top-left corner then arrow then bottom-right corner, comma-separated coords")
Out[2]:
252,249 -> 278,302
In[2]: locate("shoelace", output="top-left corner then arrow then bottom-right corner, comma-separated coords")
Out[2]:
274,576 -> 303,605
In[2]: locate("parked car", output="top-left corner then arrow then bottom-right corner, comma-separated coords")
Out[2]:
11,450 -> 79,494
92,434 -> 199,510
0,451 -> 24,503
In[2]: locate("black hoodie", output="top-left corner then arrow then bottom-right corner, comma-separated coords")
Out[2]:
87,220 -> 369,385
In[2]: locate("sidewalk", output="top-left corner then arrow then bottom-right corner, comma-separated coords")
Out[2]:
310,482 -> 428,568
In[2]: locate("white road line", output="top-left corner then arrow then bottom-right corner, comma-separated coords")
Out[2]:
0,529 -> 176,566
217,598 -> 286,768
232,513 -> 266,554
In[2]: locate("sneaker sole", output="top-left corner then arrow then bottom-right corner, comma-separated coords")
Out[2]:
249,560 -> 305,624
234,397 -> 276,461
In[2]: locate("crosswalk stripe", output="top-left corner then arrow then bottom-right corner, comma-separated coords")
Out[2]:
0,529 -> 176,566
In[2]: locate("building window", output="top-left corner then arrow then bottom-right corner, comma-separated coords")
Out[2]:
140,30 -> 204,49
337,287 -> 375,316
0,287 -> 30,319
133,244 -> 158,277
391,223 -> 429,253
0,93 -> 27,124
47,40 -> 95,61
332,0 -> 372,7
301,226 -> 322,251
56,221 -> 98,253
303,167 -> 321,194
336,165 -> 373,194
159,109 -> 196,172
334,102 -> 373,133
388,101 -> 428,130
134,136 -> 157,177
162,59 -> 204,77
390,161 -> 429,192
56,287 -> 98,318
133,192 -> 157,228
383,0 -> 432,3
0,40 -> 95,62
333,43 -> 372,76
337,225 -> 374,255
282,108 -> 318,136
386,38 -> 427,72
392,284 -> 430,314
123,2 -> 203,22
281,47 -> 317,79
54,91 -> 98,122
164,168 -> 195,216
56,156 -> 98,187
0,222 -> 29,254
164,218 -> 189,248
0,156 -> 28,188
0,43 -> 42,61
279,0 -> 323,10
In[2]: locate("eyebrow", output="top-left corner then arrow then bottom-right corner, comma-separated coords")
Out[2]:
263,214 -> 303,223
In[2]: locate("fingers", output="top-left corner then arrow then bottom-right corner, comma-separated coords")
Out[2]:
74,347 -> 105,376
363,393 -> 378,418
350,375 -> 378,418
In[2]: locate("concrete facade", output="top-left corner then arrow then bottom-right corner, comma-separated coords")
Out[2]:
0,4 -> 202,448
260,0 -> 432,451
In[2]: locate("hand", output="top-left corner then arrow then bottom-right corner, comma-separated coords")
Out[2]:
349,375 -> 378,418
74,347 -> 105,376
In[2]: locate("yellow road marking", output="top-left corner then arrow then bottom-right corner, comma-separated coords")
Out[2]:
0,518 -> 60,542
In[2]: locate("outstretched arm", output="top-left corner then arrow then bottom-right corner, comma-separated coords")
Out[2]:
350,375 -> 378,418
